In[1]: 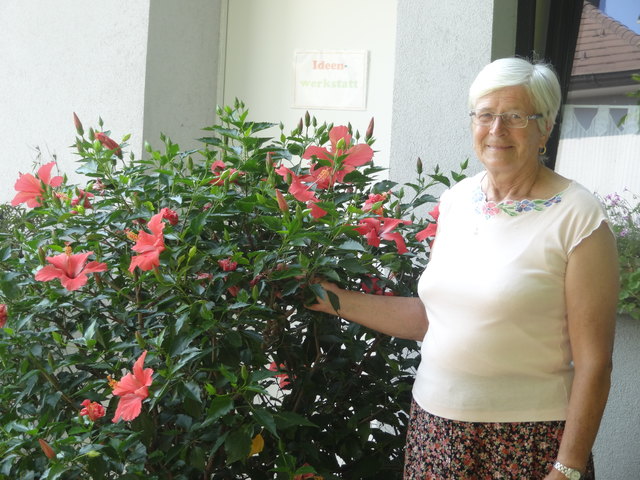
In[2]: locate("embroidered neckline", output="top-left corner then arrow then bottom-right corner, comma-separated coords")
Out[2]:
472,183 -> 565,219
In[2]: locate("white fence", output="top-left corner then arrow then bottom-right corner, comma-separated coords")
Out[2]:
556,105 -> 640,197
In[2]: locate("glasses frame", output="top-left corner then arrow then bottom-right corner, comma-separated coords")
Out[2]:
469,111 -> 543,129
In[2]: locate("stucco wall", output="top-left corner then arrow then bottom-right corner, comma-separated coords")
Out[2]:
389,0 -> 518,193
143,0 -> 222,153
0,1 -> 151,201
593,315 -> 640,478
0,0 -> 221,204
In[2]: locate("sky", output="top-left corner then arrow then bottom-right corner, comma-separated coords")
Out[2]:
602,0 -> 640,34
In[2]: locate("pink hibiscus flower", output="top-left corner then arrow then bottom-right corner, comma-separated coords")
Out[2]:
79,399 -> 106,421
128,212 -> 166,272
416,203 -> 440,243
34,247 -> 108,291
354,217 -> 412,254
112,350 -> 154,423
11,161 -> 63,208
0,304 -> 7,328
302,125 -> 374,187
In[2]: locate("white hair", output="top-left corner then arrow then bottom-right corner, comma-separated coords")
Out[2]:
468,57 -> 562,135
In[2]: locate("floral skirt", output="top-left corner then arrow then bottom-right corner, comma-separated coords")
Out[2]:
404,400 -> 595,480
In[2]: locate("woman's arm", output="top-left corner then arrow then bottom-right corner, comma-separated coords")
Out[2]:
546,222 -> 619,479
306,281 -> 428,341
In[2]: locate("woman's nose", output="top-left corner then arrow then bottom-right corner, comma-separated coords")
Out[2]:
489,115 -> 508,134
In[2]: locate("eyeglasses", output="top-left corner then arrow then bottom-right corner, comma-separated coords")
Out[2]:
469,111 -> 543,129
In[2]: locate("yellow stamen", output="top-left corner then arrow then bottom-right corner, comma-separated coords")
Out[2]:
107,375 -> 118,390
64,245 -> 73,256
125,229 -> 139,241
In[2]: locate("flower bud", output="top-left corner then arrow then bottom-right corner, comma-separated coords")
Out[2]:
38,439 -> 56,460
0,304 -> 7,328
275,189 -> 288,213
304,111 -> 311,127
73,112 -> 84,136
365,117 -> 374,141
297,117 -> 303,134
416,157 -> 423,175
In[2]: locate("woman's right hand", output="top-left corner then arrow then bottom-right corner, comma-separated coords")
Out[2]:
305,280 -> 342,315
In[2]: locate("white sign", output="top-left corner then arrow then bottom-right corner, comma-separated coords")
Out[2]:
293,50 -> 368,110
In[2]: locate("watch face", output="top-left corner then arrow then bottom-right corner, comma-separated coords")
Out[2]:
568,471 -> 581,480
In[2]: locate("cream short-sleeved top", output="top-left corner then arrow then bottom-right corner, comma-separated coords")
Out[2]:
413,171 -> 608,422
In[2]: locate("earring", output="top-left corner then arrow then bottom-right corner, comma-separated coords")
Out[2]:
539,146 -> 547,156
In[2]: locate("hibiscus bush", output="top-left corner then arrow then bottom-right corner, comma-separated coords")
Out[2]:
0,101 -> 466,479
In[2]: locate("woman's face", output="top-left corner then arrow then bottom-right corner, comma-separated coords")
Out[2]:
472,85 -> 547,175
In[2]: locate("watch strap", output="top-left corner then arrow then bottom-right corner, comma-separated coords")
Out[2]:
553,461 -> 582,479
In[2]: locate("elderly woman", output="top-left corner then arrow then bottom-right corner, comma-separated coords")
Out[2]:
309,57 -> 619,479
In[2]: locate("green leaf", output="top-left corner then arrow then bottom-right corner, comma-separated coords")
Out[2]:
274,411 -> 318,429
337,239 -> 366,252
224,428 -> 252,464
252,407 -> 278,436
207,396 -> 234,421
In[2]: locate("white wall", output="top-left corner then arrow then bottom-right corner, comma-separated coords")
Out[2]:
221,0 -> 397,171
0,1 -> 151,202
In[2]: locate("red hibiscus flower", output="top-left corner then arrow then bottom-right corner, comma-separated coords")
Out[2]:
112,350 -> 154,423
71,188 -> 94,211
302,125 -> 374,187
268,361 -> 291,388
354,217 -> 412,254
218,258 -> 238,272
79,399 -> 106,421
128,212 -> 166,272
161,207 -> 179,226
361,276 -> 395,296
210,160 -> 244,186
0,304 -> 7,328
415,203 -> 440,243
95,132 -> 122,158
11,161 -> 63,208
275,165 -> 327,219
362,192 -> 388,216
34,247 -> 108,291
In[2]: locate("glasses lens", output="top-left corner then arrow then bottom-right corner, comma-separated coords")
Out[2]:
471,111 -> 530,128
503,112 -> 526,128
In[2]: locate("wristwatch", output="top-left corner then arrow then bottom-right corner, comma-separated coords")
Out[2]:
553,461 -> 582,479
